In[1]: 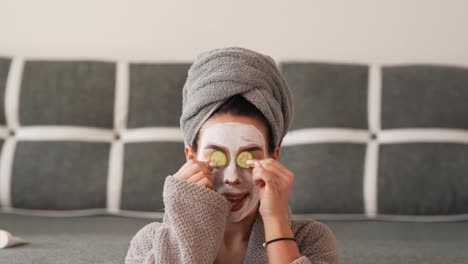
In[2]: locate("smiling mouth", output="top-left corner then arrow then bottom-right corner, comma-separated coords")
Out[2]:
223,192 -> 250,212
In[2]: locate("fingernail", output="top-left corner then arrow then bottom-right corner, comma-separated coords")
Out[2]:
209,162 -> 217,167
254,160 -> 260,167
245,159 -> 255,165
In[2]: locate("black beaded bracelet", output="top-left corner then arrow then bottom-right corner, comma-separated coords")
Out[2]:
262,237 -> 296,247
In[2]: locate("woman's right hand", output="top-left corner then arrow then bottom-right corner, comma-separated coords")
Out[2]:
173,157 -> 215,189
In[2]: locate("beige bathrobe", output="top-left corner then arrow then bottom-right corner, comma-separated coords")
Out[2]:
125,175 -> 339,264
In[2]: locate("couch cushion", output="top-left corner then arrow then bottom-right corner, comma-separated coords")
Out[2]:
11,141 -> 110,210
127,63 -> 190,128
281,62 -> 369,130
1,213 -> 467,264
381,65 -> 468,129
378,143 -> 468,215
281,143 -> 366,214
20,60 -> 116,128
279,62 -> 468,221
120,141 -> 186,212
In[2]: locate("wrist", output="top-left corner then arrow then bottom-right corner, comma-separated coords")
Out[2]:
262,214 -> 288,225
262,215 -> 293,241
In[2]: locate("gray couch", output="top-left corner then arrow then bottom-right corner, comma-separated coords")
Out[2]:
0,57 -> 467,263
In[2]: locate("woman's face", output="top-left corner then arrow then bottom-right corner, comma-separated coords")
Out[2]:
189,114 -> 274,223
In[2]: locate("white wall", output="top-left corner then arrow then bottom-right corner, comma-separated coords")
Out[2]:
1,0 -> 467,65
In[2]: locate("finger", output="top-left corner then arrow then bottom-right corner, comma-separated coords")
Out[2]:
246,159 -> 278,171
252,172 -> 266,187
199,161 -> 215,180
255,159 -> 293,185
181,161 -> 213,179
189,172 -> 214,189
249,159 -> 282,181
252,165 -> 276,187
247,159 -> 283,187
245,159 -> 256,168
197,177 -> 214,189
257,162 -> 284,182
202,160 -> 216,170
187,170 -> 210,183
252,170 -> 281,197
195,159 -> 215,171
259,159 -> 290,177
201,166 -> 214,184
174,159 -> 196,179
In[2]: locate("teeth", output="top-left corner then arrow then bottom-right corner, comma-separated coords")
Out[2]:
226,194 -> 248,203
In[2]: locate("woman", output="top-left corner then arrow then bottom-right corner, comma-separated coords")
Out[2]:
125,47 -> 339,264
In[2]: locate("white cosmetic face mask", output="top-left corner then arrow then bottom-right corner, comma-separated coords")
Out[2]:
197,122 -> 266,223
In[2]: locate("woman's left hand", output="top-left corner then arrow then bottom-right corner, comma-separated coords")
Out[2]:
247,158 -> 294,220
247,159 -> 301,264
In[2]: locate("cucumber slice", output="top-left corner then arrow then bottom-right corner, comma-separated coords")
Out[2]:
236,151 -> 254,168
209,150 -> 228,167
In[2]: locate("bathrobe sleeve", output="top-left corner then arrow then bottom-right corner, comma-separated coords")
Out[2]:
125,175 -> 230,264
290,220 -> 340,264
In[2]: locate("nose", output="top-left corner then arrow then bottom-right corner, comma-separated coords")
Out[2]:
223,158 -> 241,186
223,161 -> 241,186
224,178 -> 240,186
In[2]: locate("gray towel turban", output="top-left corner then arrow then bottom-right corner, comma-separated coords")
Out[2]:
180,47 -> 294,148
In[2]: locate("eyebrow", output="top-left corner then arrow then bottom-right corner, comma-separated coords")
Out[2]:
239,145 -> 263,152
204,144 -> 227,152
204,144 -> 263,153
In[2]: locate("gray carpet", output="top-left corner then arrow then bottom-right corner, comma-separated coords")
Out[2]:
1,213 -> 468,263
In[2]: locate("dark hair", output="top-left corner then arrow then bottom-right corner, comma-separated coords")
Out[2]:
192,95 -> 275,155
